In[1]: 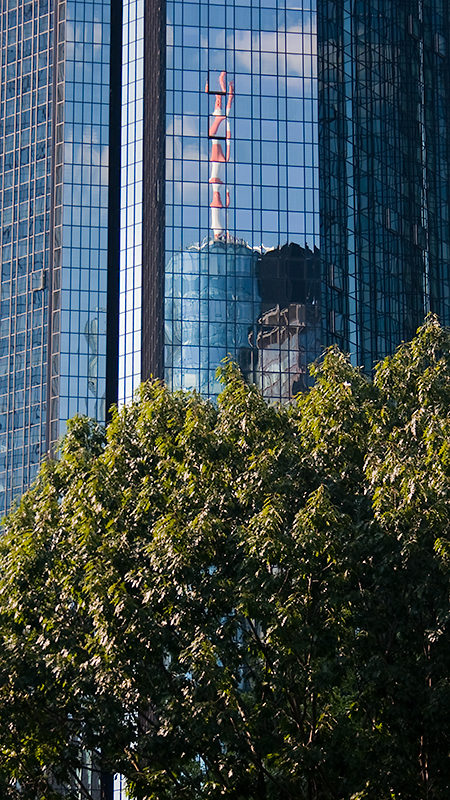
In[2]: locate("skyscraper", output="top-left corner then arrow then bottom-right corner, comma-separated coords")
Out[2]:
125,0 -> 322,405
0,0 -> 121,513
122,0 -> 450,406
319,0 -> 450,371
2,0 -> 450,512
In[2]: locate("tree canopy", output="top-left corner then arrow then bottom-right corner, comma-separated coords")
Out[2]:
1,317 -> 450,799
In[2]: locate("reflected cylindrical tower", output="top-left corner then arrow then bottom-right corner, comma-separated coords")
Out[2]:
165,239 -> 258,397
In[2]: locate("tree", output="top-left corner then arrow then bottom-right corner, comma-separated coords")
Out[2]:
1,317 -> 450,799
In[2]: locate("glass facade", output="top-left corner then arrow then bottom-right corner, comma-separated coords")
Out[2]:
0,0 -> 53,512
140,0 -> 322,402
319,0 -> 450,370
3,0 -> 450,506
165,238 -> 259,396
0,0 -> 119,513
139,0 -> 450,400
55,0 -> 112,438
118,0 -> 142,405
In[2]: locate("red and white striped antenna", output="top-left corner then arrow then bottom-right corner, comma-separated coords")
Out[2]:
206,71 -> 234,240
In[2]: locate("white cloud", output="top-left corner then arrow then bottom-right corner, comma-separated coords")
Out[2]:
231,20 -> 317,78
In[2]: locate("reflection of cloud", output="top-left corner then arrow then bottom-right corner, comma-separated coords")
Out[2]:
166,115 -> 208,161
65,143 -> 109,170
167,116 -> 199,138
231,22 -> 317,79
93,22 -> 102,43
166,117 -> 205,206
64,124 -> 109,169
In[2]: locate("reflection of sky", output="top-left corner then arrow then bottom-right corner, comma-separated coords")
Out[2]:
165,4 -> 319,252
118,0 -> 144,405
57,0 -> 110,424
166,14 -> 317,76
163,0 -> 320,404
231,26 -> 317,85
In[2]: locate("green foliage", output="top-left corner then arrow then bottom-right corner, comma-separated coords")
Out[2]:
1,317 -> 450,798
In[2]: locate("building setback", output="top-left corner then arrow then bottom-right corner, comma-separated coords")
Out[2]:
1,0 -> 450,513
